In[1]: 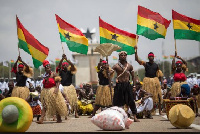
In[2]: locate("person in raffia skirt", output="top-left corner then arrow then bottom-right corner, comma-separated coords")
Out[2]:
37,60 -> 68,124
56,54 -> 79,118
11,56 -> 33,100
135,46 -> 163,115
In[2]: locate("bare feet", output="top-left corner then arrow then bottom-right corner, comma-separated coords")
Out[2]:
65,116 -> 68,120
75,114 -> 79,118
134,117 -> 140,122
56,120 -> 62,123
36,120 -> 43,124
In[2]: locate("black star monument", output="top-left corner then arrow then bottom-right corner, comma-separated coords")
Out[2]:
83,28 -> 94,40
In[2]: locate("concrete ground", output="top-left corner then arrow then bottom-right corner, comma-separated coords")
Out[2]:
27,110 -> 200,132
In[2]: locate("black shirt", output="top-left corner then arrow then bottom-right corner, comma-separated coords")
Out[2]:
145,62 -> 158,78
98,70 -> 109,85
16,72 -> 27,87
59,70 -> 73,86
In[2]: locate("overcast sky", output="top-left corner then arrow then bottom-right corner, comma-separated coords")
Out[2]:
0,0 -> 200,70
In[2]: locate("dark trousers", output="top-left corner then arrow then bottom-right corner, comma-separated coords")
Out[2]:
113,82 -> 137,115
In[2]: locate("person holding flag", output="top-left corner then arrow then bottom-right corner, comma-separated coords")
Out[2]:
56,54 -> 79,118
135,47 -> 163,116
170,51 -> 188,97
11,56 -> 33,100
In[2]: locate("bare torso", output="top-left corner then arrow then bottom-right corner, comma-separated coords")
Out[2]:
112,62 -> 134,83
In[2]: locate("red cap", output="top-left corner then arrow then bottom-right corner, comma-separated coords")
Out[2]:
18,64 -> 24,68
102,60 -> 107,64
62,62 -> 68,66
176,61 -> 182,65
43,60 -> 50,67
148,53 -> 154,57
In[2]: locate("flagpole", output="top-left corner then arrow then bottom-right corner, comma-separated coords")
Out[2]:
16,15 -> 21,57
61,42 -> 65,54
174,39 -> 177,54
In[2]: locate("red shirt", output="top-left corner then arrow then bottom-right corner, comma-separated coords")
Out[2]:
174,73 -> 186,82
43,78 -> 56,88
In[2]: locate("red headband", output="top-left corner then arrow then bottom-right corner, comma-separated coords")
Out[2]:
102,60 -> 107,64
176,61 -> 182,65
18,64 -> 24,68
148,53 -> 154,57
62,62 -> 68,66
43,60 -> 50,67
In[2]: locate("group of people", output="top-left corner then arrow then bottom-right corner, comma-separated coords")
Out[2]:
0,45 -> 200,125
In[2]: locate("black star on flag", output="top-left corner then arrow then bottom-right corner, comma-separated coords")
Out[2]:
111,34 -> 119,41
65,32 -> 72,40
153,23 -> 159,30
187,23 -> 192,30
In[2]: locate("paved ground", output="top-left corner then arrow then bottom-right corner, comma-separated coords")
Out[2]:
27,112 -> 200,132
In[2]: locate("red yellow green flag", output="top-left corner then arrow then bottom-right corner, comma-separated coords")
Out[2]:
55,14 -> 88,55
137,6 -> 171,40
172,10 -> 200,41
17,16 -> 49,68
170,55 -> 175,59
99,17 -> 137,55
55,58 -> 60,63
113,56 -> 118,60
10,60 -> 14,64
163,55 -> 168,59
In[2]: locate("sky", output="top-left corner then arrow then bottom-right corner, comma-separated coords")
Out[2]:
0,0 -> 200,70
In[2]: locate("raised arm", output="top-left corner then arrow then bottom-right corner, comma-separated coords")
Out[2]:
135,46 -> 146,67
63,54 -> 76,71
58,54 -> 66,69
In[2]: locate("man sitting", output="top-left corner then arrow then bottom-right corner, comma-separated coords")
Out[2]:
129,81 -> 153,119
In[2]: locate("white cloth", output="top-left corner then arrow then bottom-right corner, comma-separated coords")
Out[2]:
59,84 -> 64,93
128,97 -> 153,114
197,78 -> 200,86
187,78 -> 198,89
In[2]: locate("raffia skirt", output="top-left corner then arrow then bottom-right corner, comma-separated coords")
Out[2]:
40,87 -> 68,118
142,77 -> 162,104
171,81 -> 187,97
63,85 -> 78,112
11,86 -> 30,100
95,85 -> 114,107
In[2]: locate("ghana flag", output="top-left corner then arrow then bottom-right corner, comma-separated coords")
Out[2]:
55,14 -> 88,55
17,16 -> 49,69
99,17 -> 137,55
137,6 -> 171,40
172,10 -> 200,41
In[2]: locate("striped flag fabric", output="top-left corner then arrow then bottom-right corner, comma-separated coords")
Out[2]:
55,14 -> 88,55
163,55 -> 168,59
137,6 -> 171,40
113,56 -> 118,60
172,10 -> 200,41
17,16 -> 49,68
99,17 -> 137,55
10,60 -> 14,64
55,58 -> 60,63
169,55 -> 174,59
